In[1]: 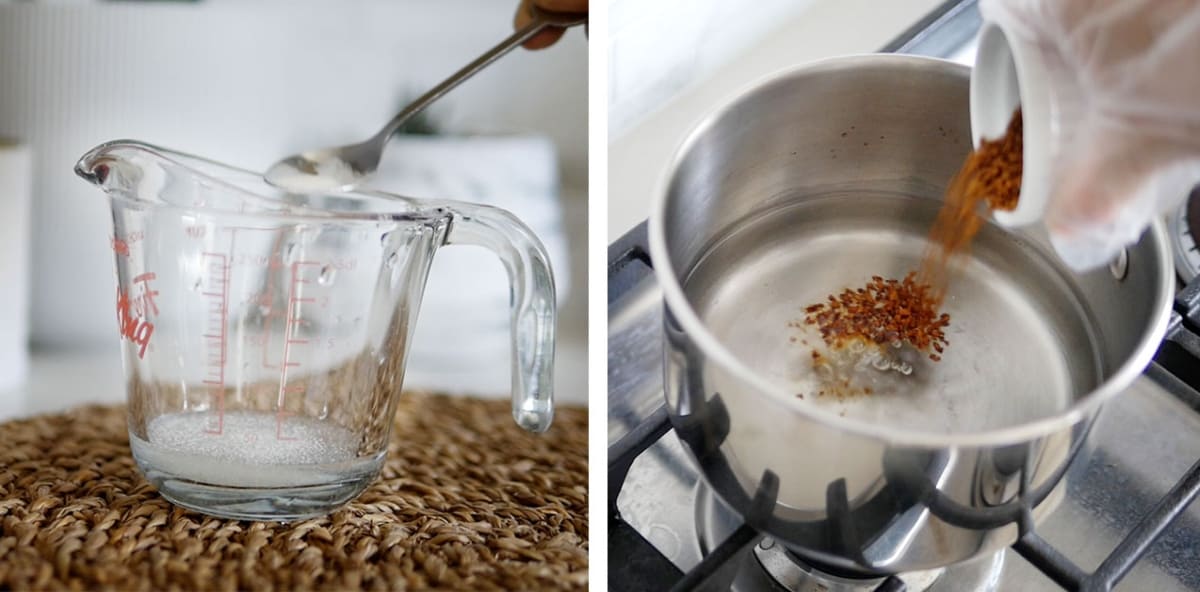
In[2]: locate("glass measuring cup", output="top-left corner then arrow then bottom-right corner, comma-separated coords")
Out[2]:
75,140 -> 556,521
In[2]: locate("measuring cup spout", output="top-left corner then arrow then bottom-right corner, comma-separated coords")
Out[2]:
76,140 -> 315,214
74,140 -> 138,189
75,140 -> 188,200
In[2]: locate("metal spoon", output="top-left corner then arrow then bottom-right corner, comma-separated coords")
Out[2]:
264,6 -> 587,194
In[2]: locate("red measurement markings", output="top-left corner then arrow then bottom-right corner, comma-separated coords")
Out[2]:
237,253 -> 286,269
110,230 -> 146,256
235,252 -> 357,271
326,258 -> 358,271
185,225 -> 206,239
200,253 -> 230,435
275,261 -> 319,440
115,273 -> 158,358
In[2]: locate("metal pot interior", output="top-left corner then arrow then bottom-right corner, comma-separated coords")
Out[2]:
683,191 -> 1105,433
655,55 -> 1173,442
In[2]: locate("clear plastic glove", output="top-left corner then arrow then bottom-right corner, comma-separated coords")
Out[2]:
980,0 -> 1200,270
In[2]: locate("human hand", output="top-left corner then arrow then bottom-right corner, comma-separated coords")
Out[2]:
981,0 -> 1200,270
514,0 -> 588,50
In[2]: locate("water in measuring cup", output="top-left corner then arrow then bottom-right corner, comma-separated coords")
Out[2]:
127,410 -> 379,489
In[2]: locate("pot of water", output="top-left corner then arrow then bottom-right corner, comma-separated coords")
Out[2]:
649,54 -> 1176,572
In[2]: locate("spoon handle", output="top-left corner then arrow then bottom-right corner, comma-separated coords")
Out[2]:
377,7 -> 587,142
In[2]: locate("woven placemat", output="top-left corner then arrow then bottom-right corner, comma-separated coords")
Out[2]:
0,393 -> 587,591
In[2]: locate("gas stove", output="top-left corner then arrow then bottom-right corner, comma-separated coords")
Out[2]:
607,2 -> 1200,590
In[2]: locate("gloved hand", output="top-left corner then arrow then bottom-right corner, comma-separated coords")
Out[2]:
981,0 -> 1200,270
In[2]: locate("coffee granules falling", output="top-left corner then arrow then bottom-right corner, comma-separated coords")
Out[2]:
796,110 -> 1023,379
917,110 -> 1024,301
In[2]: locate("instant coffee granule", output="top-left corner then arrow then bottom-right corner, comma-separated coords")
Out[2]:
796,109 -> 1023,393
801,273 -> 949,359
977,110 -> 1023,211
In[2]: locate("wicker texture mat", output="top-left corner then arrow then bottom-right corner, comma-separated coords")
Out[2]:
0,393 -> 588,591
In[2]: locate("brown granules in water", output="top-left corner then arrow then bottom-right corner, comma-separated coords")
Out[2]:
798,110 -> 1023,367
803,272 -> 950,361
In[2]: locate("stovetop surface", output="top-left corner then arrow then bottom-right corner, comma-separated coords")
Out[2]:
608,4 -> 1200,589
611,268 -> 1200,590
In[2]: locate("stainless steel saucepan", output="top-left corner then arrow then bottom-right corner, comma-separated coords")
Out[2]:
648,54 -> 1178,573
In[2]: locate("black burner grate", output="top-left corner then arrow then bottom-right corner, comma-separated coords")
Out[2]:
609,213 -> 1200,591
609,402 -> 1200,592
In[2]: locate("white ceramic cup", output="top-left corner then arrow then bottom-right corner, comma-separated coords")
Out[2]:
970,21 -> 1052,228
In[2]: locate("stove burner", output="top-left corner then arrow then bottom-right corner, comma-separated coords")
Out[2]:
753,539 -> 942,592
694,484 -> 1004,591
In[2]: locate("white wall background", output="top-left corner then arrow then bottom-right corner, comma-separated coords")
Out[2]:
608,0 -> 944,241
608,0 -> 819,139
0,0 -> 586,348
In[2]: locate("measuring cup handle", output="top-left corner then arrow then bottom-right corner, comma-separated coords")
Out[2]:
443,204 -> 556,433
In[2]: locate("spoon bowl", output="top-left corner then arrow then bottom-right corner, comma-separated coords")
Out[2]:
266,143 -> 380,194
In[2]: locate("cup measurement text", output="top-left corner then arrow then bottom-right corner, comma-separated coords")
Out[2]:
110,230 -> 145,256
234,253 -> 357,271
115,272 -> 158,358
246,334 -> 338,350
